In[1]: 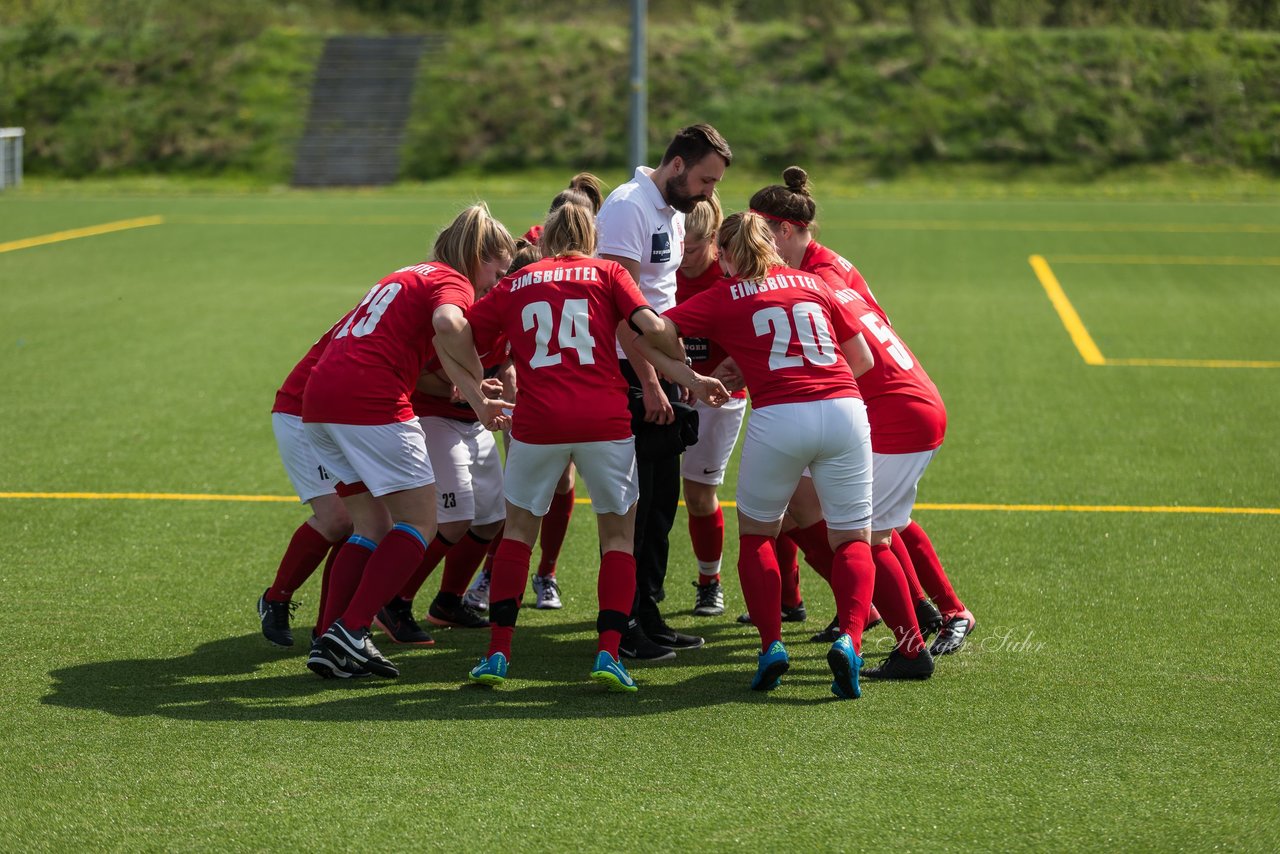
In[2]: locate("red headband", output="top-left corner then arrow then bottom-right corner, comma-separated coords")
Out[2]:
748,208 -> 811,228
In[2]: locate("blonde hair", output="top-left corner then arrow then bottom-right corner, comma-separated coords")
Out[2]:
685,190 -> 723,243
541,201 -> 596,258
718,211 -> 783,281
431,202 -> 515,283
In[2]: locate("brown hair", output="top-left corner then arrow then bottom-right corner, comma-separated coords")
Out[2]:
431,202 -> 515,283
567,172 -> 605,213
685,190 -> 723,243
748,166 -> 817,228
507,239 -> 542,275
660,123 -> 733,169
541,200 -> 596,258
718,211 -> 784,281
548,187 -> 592,215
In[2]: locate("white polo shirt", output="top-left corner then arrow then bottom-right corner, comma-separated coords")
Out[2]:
596,166 -> 686,316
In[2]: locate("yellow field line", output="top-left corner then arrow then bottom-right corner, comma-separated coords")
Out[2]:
1052,254 -> 1280,266
1105,357 -> 1280,369
3,491 -> 1279,516
0,216 -> 165,254
0,491 -> 295,503
1028,255 -> 1106,366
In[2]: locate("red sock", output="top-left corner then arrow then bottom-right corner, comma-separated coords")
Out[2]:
597,550 -> 637,657
537,486 -> 575,576
890,529 -> 927,602
483,528 -> 503,575
871,544 -> 925,657
777,531 -> 802,608
439,531 -> 491,597
901,521 -> 965,615
737,534 -> 782,652
688,506 -> 724,583
397,533 -> 453,602
829,540 -> 875,654
488,538 -> 533,659
266,521 -> 333,602
319,537 -> 376,632
313,543 -> 341,637
789,520 -> 834,584
340,525 -> 429,631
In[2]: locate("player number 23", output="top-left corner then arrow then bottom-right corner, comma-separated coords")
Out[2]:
753,302 -> 838,370
522,299 -> 596,368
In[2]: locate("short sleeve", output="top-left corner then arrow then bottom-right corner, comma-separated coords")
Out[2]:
661,287 -> 718,339
823,290 -> 861,343
595,197 -> 648,263
607,262 -> 649,319
467,284 -> 506,355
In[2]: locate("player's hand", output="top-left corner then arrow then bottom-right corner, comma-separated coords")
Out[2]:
642,383 -> 675,425
711,357 -> 746,393
679,383 -> 694,404
688,374 -> 731,408
448,385 -> 465,404
480,377 -> 505,399
475,398 -> 514,431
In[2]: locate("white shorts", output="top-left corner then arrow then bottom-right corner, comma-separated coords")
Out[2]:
737,397 -> 872,531
681,396 -> 746,486
420,416 -> 505,526
272,412 -> 338,503
303,420 -> 434,498
871,448 -> 938,531
505,437 -> 638,517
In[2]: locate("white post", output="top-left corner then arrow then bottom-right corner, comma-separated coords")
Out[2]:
0,128 -> 24,190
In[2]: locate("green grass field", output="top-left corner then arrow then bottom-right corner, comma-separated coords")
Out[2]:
2,175 -> 1279,850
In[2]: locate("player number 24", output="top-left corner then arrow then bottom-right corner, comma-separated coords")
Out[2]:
522,299 -> 596,368
753,302 -> 838,370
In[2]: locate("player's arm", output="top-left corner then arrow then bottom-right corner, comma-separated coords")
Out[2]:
629,311 -> 730,407
840,332 -> 874,379
415,367 -> 453,396
432,305 -> 512,430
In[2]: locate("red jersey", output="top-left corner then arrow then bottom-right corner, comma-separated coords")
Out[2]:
410,336 -> 511,424
273,323 -> 338,417
675,260 -> 746,400
302,262 -> 475,425
662,265 -> 862,410
522,224 -> 543,245
801,241 -> 889,324
829,288 -> 946,454
467,256 -> 649,445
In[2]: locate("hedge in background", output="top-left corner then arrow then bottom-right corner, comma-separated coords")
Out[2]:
404,22 -> 1280,178
0,18 -> 320,179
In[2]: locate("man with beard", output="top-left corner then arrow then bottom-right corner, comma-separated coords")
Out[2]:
596,123 -> 733,660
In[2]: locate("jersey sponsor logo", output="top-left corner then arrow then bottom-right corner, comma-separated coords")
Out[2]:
651,231 -> 671,263
684,337 -> 711,362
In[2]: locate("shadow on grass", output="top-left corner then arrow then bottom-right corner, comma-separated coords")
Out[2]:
42,620 -> 854,722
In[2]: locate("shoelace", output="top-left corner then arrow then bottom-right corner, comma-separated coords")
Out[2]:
271,599 -> 300,627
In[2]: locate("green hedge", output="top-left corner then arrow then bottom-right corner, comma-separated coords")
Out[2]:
3,18 -> 1278,179
405,22 -> 1280,178
0,19 -> 320,179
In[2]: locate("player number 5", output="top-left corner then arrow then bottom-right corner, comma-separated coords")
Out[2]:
859,312 -> 913,370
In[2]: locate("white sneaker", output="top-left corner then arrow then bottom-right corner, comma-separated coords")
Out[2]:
531,574 -> 562,609
462,570 -> 491,611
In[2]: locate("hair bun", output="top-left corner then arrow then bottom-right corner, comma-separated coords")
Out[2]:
782,166 -> 809,195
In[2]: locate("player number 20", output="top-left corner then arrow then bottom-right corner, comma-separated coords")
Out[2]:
522,299 -> 596,368
753,302 -> 838,370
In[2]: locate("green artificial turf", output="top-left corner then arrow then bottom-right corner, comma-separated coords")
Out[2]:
2,178 -> 1278,851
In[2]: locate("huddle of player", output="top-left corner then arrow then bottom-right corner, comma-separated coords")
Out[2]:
257,123 -> 975,699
